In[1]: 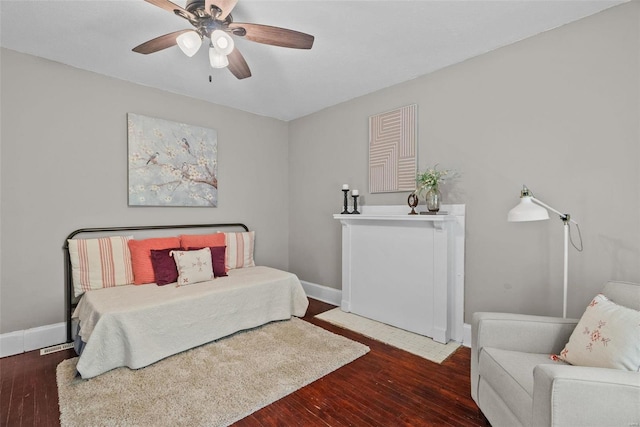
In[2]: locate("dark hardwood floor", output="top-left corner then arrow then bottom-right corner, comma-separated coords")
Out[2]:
1,298 -> 487,426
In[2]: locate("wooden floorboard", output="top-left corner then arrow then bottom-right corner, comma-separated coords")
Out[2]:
0,298 -> 487,426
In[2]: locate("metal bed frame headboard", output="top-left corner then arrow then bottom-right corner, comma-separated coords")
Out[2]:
63,223 -> 249,343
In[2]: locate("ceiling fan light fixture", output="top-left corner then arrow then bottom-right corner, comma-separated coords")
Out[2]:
176,31 -> 202,57
133,0 -> 315,80
211,30 -> 235,56
209,47 -> 230,68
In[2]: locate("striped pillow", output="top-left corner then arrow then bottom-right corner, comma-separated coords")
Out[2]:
224,231 -> 255,270
67,236 -> 134,298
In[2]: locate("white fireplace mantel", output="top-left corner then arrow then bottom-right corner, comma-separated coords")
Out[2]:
333,204 -> 465,343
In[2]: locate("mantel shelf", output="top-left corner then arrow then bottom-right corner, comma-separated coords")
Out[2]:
333,214 -> 453,221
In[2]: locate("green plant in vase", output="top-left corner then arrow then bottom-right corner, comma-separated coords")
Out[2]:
415,165 -> 455,213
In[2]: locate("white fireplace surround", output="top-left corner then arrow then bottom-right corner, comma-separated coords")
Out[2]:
334,204 -> 465,344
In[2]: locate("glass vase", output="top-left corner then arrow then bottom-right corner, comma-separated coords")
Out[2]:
425,186 -> 441,212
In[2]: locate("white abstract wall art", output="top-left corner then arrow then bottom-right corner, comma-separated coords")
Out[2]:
369,104 -> 417,193
127,113 -> 218,207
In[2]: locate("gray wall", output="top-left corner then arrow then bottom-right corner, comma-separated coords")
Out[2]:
288,1 -> 640,321
1,2 -> 639,335
1,48 -> 290,333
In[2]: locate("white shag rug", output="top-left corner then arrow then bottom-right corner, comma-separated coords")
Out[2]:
57,318 -> 369,427
315,308 -> 459,364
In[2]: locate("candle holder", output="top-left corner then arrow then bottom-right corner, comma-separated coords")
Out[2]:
341,189 -> 350,214
352,194 -> 360,214
407,193 -> 419,215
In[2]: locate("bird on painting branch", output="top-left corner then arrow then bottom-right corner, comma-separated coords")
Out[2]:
146,152 -> 159,165
181,138 -> 192,155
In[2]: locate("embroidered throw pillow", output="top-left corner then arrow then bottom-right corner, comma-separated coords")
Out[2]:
67,236 -> 134,298
183,246 -> 228,277
128,237 -> 181,285
170,248 -> 215,286
554,293 -> 640,371
224,231 -> 255,270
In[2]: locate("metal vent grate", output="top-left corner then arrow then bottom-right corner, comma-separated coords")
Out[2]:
40,342 -> 74,356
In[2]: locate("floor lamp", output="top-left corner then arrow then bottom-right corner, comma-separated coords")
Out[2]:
507,185 -> 582,318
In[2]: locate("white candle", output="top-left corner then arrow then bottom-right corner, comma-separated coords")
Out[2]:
352,189 -> 359,196
342,184 -> 349,190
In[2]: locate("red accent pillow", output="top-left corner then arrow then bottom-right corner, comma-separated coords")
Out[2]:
150,248 -> 180,286
209,246 -> 227,278
185,246 -> 227,277
128,237 -> 181,284
180,233 -> 226,250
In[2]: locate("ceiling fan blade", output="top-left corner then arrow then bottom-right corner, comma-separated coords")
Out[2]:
227,48 -> 251,79
132,29 -> 192,54
205,0 -> 237,20
144,0 -> 195,20
228,23 -> 314,49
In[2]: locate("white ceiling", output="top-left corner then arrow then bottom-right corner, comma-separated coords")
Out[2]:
0,0 -> 627,121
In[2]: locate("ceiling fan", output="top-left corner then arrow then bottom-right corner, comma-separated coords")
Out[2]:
132,0 -> 315,80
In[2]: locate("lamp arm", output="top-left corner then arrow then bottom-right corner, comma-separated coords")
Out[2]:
530,197 -> 578,224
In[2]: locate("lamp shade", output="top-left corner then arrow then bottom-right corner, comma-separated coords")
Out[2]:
176,31 -> 202,57
211,30 -> 234,56
209,47 -> 229,68
507,196 -> 550,222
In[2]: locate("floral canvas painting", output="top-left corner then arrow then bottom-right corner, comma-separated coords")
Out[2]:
128,114 -> 218,207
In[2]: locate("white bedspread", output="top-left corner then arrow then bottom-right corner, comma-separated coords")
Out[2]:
73,266 -> 309,378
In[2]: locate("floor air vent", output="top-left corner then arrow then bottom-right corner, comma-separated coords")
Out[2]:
40,342 -> 74,356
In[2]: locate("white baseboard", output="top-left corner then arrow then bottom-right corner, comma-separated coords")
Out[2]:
300,280 -> 342,306
0,331 -> 24,358
463,323 -> 471,348
0,322 -> 67,358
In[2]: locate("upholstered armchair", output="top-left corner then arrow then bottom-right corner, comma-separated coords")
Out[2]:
471,281 -> 640,427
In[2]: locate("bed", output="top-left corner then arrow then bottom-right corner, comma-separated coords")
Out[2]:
64,223 -> 309,379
